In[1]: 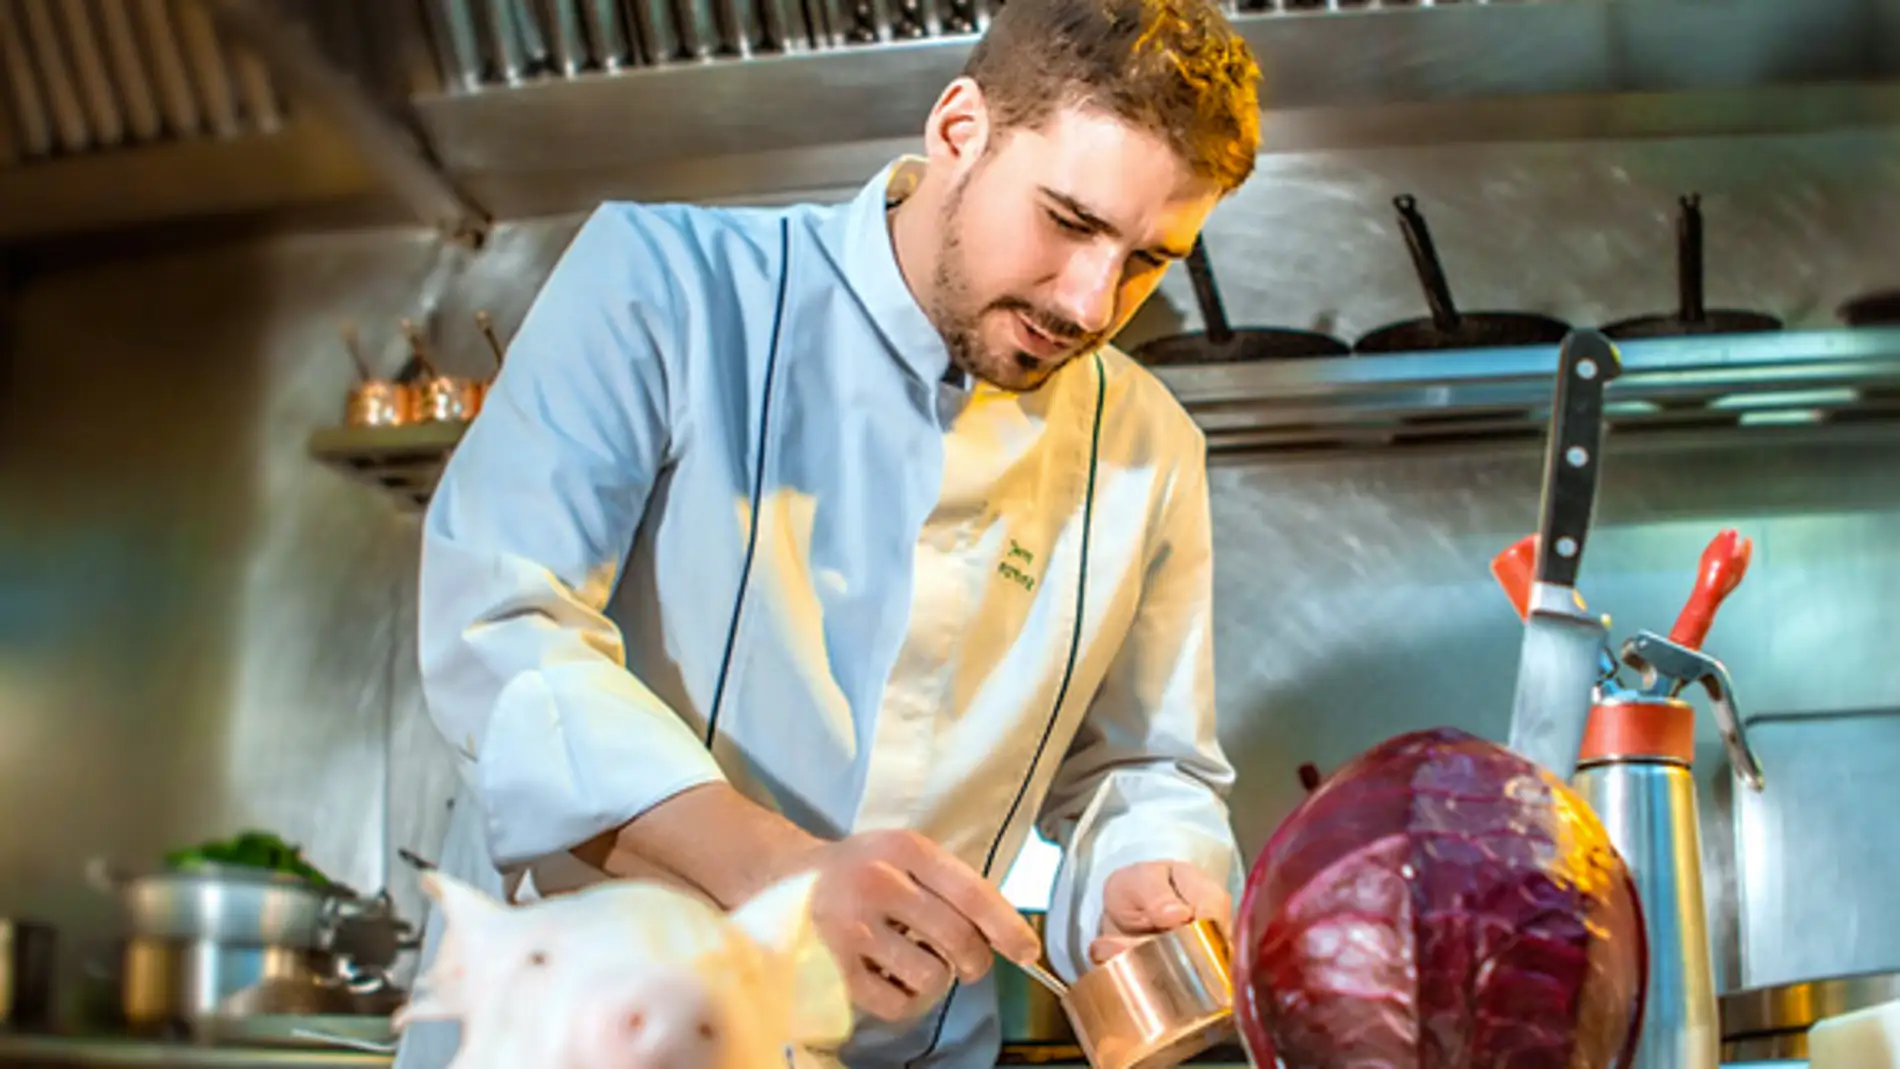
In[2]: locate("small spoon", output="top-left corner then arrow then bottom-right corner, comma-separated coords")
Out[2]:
1019,958 -> 1070,998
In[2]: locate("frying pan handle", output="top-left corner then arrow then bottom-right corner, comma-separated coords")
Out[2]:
1296,763 -> 1323,793
1393,195 -> 1461,333
1182,234 -> 1235,345
1676,193 -> 1705,324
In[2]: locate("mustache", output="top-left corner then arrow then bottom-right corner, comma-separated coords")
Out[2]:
990,297 -> 1088,344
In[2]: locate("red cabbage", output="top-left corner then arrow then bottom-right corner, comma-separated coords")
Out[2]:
1235,727 -> 1647,1069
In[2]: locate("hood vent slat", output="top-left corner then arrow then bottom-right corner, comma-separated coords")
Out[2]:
419,0 -> 1528,91
0,0 -> 288,165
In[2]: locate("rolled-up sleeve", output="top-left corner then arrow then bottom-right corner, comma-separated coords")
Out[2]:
1036,434 -> 1242,981
418,204 -> 726,872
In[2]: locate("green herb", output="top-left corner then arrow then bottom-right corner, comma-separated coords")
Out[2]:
164,830 -> 337,888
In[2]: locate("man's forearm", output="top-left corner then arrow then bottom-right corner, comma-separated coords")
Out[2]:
572,782 -> 827,909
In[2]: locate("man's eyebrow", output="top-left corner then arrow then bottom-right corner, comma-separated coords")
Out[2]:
1039,186 -> 1192,260
1040,186 -> 1120,238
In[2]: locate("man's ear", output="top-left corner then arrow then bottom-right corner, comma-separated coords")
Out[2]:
924,76 -> 990,169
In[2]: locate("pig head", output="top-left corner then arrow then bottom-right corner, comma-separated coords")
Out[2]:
394,869 -> 853,1069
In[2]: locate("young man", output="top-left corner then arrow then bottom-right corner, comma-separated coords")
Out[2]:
400,0 -> 1262,1066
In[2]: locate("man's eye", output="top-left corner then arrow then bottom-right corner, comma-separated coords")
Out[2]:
1047,210 -> 1088,234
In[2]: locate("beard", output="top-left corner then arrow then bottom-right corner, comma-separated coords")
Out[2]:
927,169 -> 1102,392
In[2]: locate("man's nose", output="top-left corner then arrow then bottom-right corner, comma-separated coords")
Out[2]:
1052,249 -> 1121,336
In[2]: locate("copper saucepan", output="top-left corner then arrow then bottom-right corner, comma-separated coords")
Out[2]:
340,322 -> 417,428
1019,920 -> 1236,1069
400,318 -> 484,424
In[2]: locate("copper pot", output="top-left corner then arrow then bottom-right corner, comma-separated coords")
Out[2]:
1021,920 -> 1236,1069
414,376 -> 483,423
401,317 -> 485,425
345,381 -> 418,428
339,323 -> 417,429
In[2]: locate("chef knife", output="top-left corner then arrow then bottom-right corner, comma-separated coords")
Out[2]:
1489,532 -> 1624,696
1506,330 -> 1623,781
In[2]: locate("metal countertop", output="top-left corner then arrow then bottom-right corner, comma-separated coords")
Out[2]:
0,1035 -> 1811,1069
0,1036 -> 388,1069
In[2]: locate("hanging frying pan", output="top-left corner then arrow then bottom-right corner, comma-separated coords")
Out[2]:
1131,233 -> 1349,365
1354,194 -> 1573,354
1838,290 -> 1900,326
1834,289 -> 1900,404
1601,194 -> 1782,339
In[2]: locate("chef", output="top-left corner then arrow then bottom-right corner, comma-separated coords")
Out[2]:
397,0 -> 1263,1066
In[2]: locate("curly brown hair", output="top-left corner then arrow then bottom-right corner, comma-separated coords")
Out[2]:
961,0 -> 1262,193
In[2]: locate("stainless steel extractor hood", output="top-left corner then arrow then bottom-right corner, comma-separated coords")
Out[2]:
404,0 -> 1900,216
0,0 -> 481,248
7,0 -> 1900,246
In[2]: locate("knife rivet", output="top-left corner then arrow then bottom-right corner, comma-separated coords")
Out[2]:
1577,359 -> 1599,380
1556,536 -> 1579,557
1566,445 -> 1589,467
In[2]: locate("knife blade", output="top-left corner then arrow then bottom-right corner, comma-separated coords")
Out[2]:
1489,532 -> 1626,697
1506,330 -> 1623,780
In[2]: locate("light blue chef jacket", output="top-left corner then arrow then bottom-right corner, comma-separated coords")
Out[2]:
396,158 -> 1242,1069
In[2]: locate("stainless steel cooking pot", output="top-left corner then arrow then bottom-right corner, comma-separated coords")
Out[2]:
87,859 -> 359,949
116,937 -> 396,1033
85,855 -> 414,1036
1019,920 -> 1236,1069
1719,969 -> 1900,1060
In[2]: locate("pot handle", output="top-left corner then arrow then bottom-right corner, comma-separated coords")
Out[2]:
84,856 -> 129,894
319,887 -> 390,927
342,964 -> 395,997
315,955 -> 396,997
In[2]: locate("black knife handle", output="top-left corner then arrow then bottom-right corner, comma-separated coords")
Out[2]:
1536,330 -> 1623,590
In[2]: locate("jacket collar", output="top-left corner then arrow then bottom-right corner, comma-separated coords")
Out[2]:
834,156 -> 958,389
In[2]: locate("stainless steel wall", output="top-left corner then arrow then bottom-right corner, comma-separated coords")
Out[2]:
3,126 -> 1898,1019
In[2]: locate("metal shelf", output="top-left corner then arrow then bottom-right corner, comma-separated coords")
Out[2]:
1147,327 -> 1900,460
307,328 -> 1900,507
308,421 -> 468,512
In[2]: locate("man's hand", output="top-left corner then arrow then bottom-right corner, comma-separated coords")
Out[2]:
798,830 -> 1042,1023
1089,860 -> 1231,965
577,786 -> 1039,1023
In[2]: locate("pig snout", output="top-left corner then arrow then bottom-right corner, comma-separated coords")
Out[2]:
572,973 -> 730,1069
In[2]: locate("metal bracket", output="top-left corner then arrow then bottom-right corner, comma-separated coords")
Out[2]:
1620,629 -> 1766,790
200,0 -> 490,248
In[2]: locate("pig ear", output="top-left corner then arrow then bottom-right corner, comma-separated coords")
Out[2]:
399,870 -> 512,1028
421,870 -> 507,929
731,871 -> 855,1047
